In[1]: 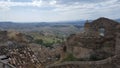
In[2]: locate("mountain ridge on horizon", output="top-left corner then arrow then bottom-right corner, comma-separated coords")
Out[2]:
0,18 -> 119,32
0,17 -> 120,23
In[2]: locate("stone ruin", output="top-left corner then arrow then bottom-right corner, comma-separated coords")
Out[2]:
47,17 -> 120,68
65,17 -> 119,60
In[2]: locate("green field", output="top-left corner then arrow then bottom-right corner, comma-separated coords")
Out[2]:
29,32 -> 65,47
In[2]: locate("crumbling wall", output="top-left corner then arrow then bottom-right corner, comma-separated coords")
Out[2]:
90,17 -> 118,37
66,18 -> 118,59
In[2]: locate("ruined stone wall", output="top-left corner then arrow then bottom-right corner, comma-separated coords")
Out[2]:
67,18 -> 119,58
90,17 -> 118,37
66,31 -> 116,60
72,46 -> 93,59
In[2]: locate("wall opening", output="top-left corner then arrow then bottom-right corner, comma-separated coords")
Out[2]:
99,28 -> 105,36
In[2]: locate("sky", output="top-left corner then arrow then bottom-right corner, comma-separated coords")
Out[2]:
0,0 -> 120,22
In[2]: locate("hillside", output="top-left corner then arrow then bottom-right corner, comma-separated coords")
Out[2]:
0,21 -> 84,36
0,21 -> 84,47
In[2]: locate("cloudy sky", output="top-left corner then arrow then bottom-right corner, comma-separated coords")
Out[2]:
0,0 -> 120,22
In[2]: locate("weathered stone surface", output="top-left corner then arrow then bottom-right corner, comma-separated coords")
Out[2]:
73,46 -> 93,59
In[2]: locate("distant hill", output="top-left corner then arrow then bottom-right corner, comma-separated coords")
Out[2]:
116,19 -> 120,22
0,20 -> 85,38
0,19 -> 119,37
1,18 -> 119,29
1,18 -> 119,30
0,20 -> 85,32
0,20 -> 85,29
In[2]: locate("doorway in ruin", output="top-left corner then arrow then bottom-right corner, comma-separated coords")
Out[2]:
99,28 -> 105,36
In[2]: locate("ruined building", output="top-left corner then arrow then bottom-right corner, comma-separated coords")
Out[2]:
47,17 -> 120,68
66,17 -> 119,60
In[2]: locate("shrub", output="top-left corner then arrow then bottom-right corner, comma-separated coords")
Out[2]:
63,53 -> 78,61
34,39 -> 43,44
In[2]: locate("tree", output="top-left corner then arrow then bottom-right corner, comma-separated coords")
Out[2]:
35,39 -> 43,45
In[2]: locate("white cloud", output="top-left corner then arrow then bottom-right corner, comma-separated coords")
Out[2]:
0,0 -> 43,9
0,0 -> 120,22
52,0 -> 120,11
32,0 -> 42,7
49,0 -> 57,5
0,0 -> 119,11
